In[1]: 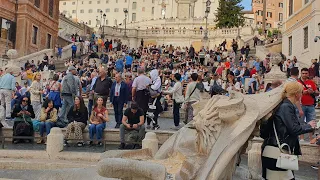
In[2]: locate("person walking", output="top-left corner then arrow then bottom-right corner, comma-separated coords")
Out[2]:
71,43 -> 77,59
163,73 -> 183,130
260,82 -> 316,180
59,66 -> 78,123
30,72 -> 43,120
132,68 -> 152,119
183,73 -> 201,124
93,67 -> 113,107
110,74 -> 129,128
147,69 -> 162,130
0,68 -> 16,122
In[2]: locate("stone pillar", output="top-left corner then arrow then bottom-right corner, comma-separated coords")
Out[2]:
247,141 -> 262,179
46,128 -> 64,156
142,132 -> 159,157
175,0 -> 198,19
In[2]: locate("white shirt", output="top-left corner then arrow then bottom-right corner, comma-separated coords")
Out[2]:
115,82 -> 121,96
163,81 -> 183,100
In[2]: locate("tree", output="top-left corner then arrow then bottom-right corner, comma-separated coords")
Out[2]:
215,0 -> 245,29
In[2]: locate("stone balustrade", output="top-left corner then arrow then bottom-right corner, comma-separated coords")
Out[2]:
103,26 -> 253,39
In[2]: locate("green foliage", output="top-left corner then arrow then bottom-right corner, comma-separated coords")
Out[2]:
267,30 -> 272,37
258,28 -> 263,35
215,0 -> 245,28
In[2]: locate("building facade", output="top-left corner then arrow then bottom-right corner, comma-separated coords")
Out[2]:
282,0 -> 320,66
0,0 -> 60,57
252,0 -> 284,29
59,0 -> 219,28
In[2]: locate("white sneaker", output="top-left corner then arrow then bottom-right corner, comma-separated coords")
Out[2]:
299,139 -> 305,142
1,120 -> 9,128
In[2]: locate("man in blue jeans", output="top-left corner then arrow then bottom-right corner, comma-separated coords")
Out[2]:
71,43 -> 77,59
298,68 -> 318,141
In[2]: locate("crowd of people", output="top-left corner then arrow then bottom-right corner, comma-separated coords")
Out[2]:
0,33 -> 318,161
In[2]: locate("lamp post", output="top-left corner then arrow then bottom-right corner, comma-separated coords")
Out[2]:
124,9 -> 128,37
100,10 -> 103,28
102,13 -> 106,38
5,20 -> 11,56
203,0 -> 211,40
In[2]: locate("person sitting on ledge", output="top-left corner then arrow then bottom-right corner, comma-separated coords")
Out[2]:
64,96 -> 88,147
38,99 -> 57,144
89,97 -> 109,146
119,102 -> 145,149
11,95 -> 35,144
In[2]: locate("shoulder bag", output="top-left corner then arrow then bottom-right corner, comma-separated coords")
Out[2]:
299,78 -> 316,106
181,85 -> 197,110
273,121 -> 299,171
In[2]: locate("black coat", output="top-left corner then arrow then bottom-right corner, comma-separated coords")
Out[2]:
261,99 -> 314,155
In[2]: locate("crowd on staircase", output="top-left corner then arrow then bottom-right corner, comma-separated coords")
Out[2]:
0,33 -> 318,153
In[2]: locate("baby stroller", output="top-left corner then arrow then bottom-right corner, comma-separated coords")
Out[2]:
146,98 -> 159,130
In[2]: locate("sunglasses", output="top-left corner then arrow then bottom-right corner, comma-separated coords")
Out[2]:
22,100 -> 28,102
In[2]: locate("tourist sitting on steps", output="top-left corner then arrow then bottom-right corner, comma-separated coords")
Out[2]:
89,97 -> 109,146
38,99 -> 57,144
119,102 -> 146,150
64,96 -> 88,147
12,96 -> 35,144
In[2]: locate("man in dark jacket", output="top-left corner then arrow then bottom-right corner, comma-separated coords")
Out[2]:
189,45 -> 195,60
110,73 -> 129,128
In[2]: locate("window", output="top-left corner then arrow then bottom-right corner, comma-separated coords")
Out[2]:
106,0 -> 109,3
97,9 -> 102,13
289,0 -> 293,16
132,2 -> 137,10
106,8 -> 110,12
267,12 -> 272,18
123,8 -> 128,12
142,7 -> 145,12
257,10 -> 263,16
34,0 -> 40,8
288,36 -> 292,56
0,19 -> 11,40
82,1 -> 84,4
152,7 -> 154,15
304,26 -> 308,49
116,0 -> 118,3
46,34 -> 52,48
88,20 -> 91,25
266,23 -> 272,28
72,10 -> 76,14
80,9 -> 84,13
32,26 -> 38,45
132,13 -> 136,21
305,0 -> 309,4
63,2 -> 66,5
279,2 -> 283,8
279,13 -> 283,21
125,0 -> 127,2
88,9 -> 93,13
72,2 -> 75,5
49,0 -> 54,17
114,8 -> 119,12
89,1 -> 92,4
152,0 -> 155,3
97,0 -> 100,4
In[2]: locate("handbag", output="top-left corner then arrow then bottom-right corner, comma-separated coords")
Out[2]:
273,121 -> 299,171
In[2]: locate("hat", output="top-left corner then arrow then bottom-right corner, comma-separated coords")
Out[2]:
68,66 -> 76,71
131,102 -> 139,110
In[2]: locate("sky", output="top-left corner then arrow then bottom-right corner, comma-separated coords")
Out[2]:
240,0 -> 252,11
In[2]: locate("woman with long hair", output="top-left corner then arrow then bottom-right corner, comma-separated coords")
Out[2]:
30,72 -> 43,119
65,96 -> 88,147
47,74 -> 62,111
11,96 -> 35,144
38,99 -> 57,144
89,97 -> 109,146
261,82 -> 316,179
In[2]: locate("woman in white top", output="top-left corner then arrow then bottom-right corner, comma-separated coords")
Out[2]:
163,73 -> 183,130
183,73 -> 201,124
30,72 -> 44,120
